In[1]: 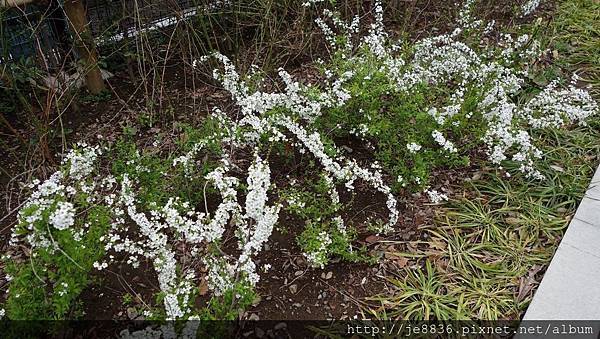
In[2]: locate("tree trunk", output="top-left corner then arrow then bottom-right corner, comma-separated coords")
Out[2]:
63,0 -> 105,94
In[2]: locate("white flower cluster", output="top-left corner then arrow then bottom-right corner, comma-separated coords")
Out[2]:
323,173 -> 340,206
432,130 -> 458,154
12,144 -> 104,253
521,0 -> 542,17
304,231 -> 332,268
111,172 -> 229,319
426,189 -> 449,204
63,143 -> 102,181
172,142 -> 206,175
524,80 -> 597,129
49,202 -> 75,230
196,50 -> 400,233
237,154 -> 281,285
127,196 -> 188,319
314,0 -> 597,179
302,0 -> 324,7
457,0 -> 483,30
406,142 -> 422,154
101,153 -> 282,318
363,1 -> 388,59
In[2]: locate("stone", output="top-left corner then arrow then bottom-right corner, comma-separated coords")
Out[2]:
274,322 -> 287,330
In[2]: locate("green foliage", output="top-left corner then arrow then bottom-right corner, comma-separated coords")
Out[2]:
314,45 -> 477,192
111,140 -> 172,206
199,282 -> 257,320
80,90 -> 112,104
110,123 -> 221,209
177,120 -> 225,156
2,119 -> 225,321
297,219 -> 369,267
552,0 -> 600,97
0,59 -> 43,115
4,204 -> 112,320
281,173 -> 341,221
281,173 -> 369,266
377,261 -> 463,320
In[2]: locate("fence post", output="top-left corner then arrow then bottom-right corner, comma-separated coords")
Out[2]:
63,0 -> 105,94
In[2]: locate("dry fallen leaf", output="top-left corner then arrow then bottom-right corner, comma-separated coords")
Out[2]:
505,217 -> 521,225
406,241 -> 420,253
428,238 -> 447,252
394,256 -> 409,268
365,235 -> 383,243
517,265 -> 543,303
199,278 -> 209,296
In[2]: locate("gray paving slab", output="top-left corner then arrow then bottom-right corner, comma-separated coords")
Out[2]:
572,192 -> 600,227
569,170 -> 600,226
560,218 -> 600,258
523,165 -> 600,321
523,232 -> 600,320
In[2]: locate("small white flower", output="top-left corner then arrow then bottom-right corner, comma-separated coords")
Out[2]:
406,142 -> 422,153
432,130 -> 457,153
426,189 -> 448,204
49,202 -> 75,230
521,0 -> 541,17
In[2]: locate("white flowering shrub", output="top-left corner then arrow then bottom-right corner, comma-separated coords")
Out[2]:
2,0 -> 597,326
4,144 -> 115,320
305,0 -> 597,186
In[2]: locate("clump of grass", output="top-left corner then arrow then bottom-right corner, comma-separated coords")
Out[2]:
370,130 -> 599,319
551,0 -> 600,97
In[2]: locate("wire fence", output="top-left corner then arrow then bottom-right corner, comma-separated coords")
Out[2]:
86,0 -> 204,38
0,4 -> 65,67
0,0 -> 213,67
